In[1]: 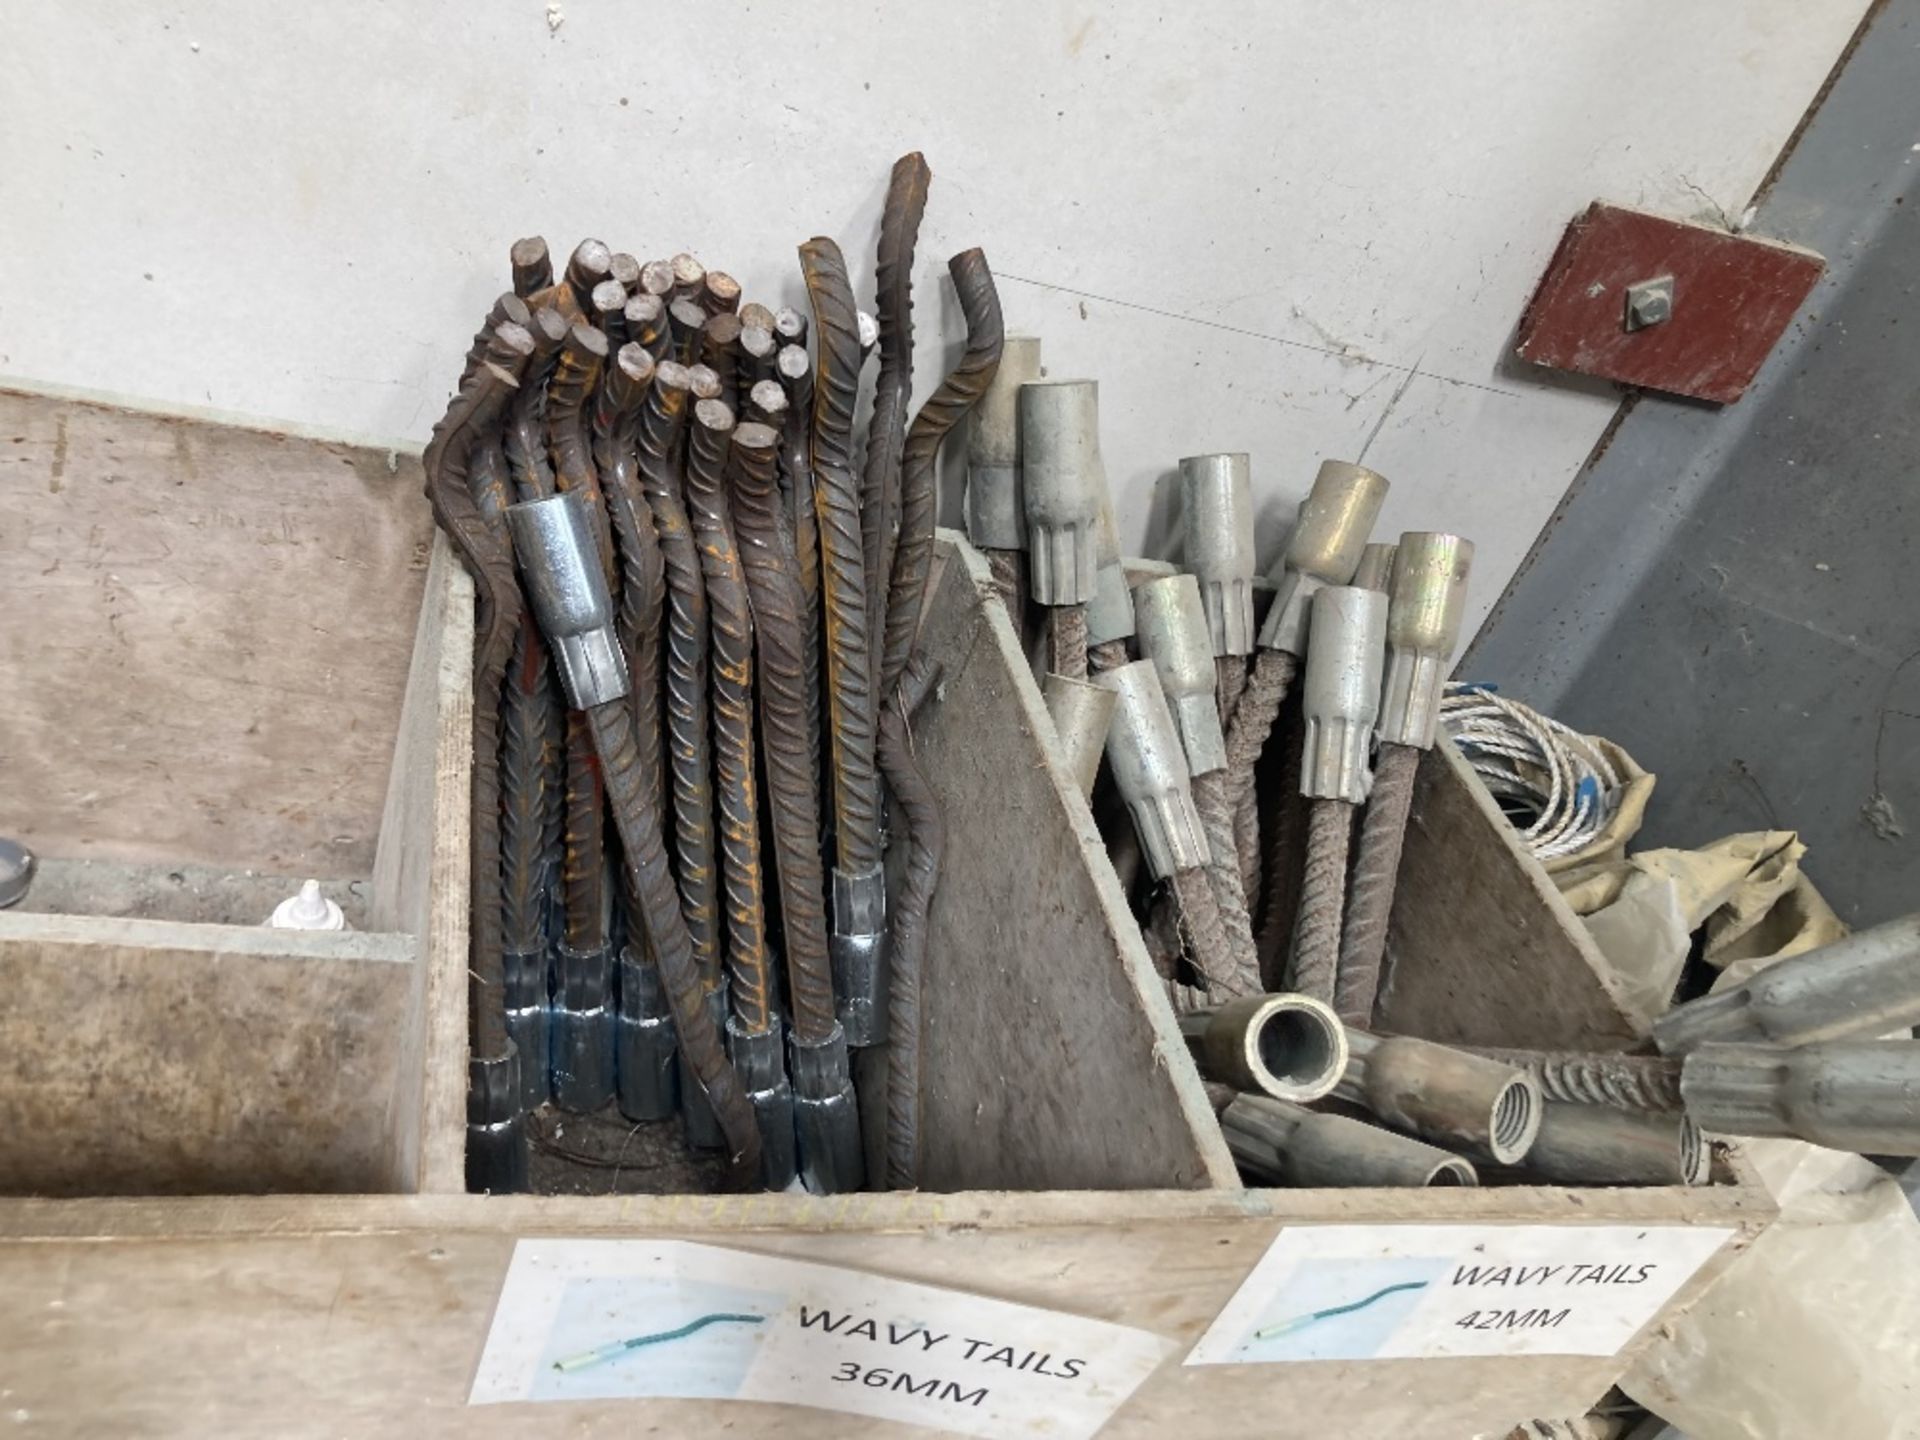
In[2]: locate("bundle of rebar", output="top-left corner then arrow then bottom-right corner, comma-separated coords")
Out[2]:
423,154 -> 1002,1196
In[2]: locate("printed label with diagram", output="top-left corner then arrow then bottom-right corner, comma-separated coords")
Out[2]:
470,1238 -> 1175,1438
1185,1223 -> 1735,1365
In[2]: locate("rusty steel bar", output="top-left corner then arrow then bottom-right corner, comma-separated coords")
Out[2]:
608,252 -> 641,291
697,312 -> 743,414
504,307 -> 568,504
739,320 -> 778,393
1049,605 -> 1089,680
638,361 -> 723,998
739,300 -> 776,335
727,422 -> 862,1191
546,322 -> 615,578
422,319 -> 535,1192
564,240 -> 613,310
774,304 -> 808,347
461,293 -> 532,380
670,297 -> 710,365
1255,708 -> 1308,987
1335,740 -> 1417,1021
499,618 -> 556,1109
625,293 -> 670,363
701,269 -> 742,317
590,279 -> 628,346
777,343 -> 824,811
725,423 -> 837,1043
881,247 -> 1003,700
861,152 -> 933,659
669,252 -> 705,300
685,397 -> 776,1039
510,237 -> 553,299
745,378 -> 787,429
639,258 -> 675,300
879,655 -> 944,1190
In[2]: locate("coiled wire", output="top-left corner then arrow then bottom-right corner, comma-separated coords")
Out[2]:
1439,683 -> 1620,861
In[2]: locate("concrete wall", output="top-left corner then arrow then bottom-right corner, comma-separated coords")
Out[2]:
0,1 -> 1868,636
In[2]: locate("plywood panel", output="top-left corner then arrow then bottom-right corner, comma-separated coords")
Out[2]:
912,536 -> 1236,1191
0,915 -> 415,1195
1376,740 -> 1642,1049
0,1188 -> 1768,1440
0,390 -> 433,873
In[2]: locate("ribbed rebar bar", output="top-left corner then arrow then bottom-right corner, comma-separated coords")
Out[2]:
1468,1048 -> 1686,1113
881,246 -> 1002,700
1335,739 -> 1420,1026
686,398 -> 775,1037
701,269 -> 741,318
1224,648 -> 1296,803
800,237 -> 882,876
626,294 -> 670,363
697,312 -> 743,415
879,656 -> 944,1189
559,713 -> 605,954
1287,797 -> 1352,1004
510,238 -> 552,299
422,325 -> 535,1058
985,549 -> 1024,622
461,293 -> 532,388
1192,769 -> 1262,997
565,240 -> 613,311
504,308 -> 568,504
1172,866 -> 1248,999
608,252 -> 640,291
591,279 -> 628,346
586,697 -> 761,1179
861,152 -> 933,654
547,322 -> 615,580
777,346 -> 823,801
1089,639 -> 1129,673
725,422 -> 838,1044
1049,605 -> 1089,680
1217,655 -> 1247,729
669,252 -> 705,300
637,361 -> 721,991
1256,713 -> 1309,986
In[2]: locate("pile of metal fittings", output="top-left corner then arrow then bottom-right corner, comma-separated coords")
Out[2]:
423,152 -> 1004,1195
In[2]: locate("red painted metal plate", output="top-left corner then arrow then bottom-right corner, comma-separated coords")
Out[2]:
1515,202 -> 1824,404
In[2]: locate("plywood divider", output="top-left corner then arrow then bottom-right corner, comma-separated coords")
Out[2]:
369,535 -> 473,1194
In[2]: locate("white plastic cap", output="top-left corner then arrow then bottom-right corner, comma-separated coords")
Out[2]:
269,879 -> 348,931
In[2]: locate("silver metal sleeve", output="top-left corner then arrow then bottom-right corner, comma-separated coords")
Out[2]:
1178,452 -> 1256,656
1042,671 -> 1118,797
1134,574 -> 1227,776
1019,379 -> 1103,605
1378,532 -> 1473,748
1339,1031 -> 1543,1165
1096,660 -> 1208,879
1085,492 -> 1136,644
1300,586 -> 1387,802
1178,993 -> 1348,1103
1256,460 -> 1391,653
1654,911 -> 1920,1054
1681,1041 -> 1920,1155
507,490 -> 629,707
965,335 -> 1041,550
1521,1101 -> 1710,1186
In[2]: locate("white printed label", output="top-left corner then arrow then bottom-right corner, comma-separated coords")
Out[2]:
470,1238 -> 1175,1438
1186,1223 -> 1734,1365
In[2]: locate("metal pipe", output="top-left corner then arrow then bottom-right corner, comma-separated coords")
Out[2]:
1041,672 -> 1115,797
879,656 -> 945,1189
424,322 -> 535,1193
880,247 -> 1003,701
1338,1030 -> 1543,1164
726,423 -> 862,1191
1515,1102 -> 1710,1186
1179,993 -> 1348,1102
862,152 -> 933,655
1654,912 -> 1920,1054
1336,533 -> 1473,1026
1224,1093 -> 1478,1187
1680,1040 -> 1920,1155
801,237 -> 888,1046
1291,585 -> 1386,1008
510,490 -> 761,1182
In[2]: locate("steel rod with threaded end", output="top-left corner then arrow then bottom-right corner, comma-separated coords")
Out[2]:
801,237 -> 882,879
724,425 -> 837,1046
685,398 -> 776,1038
880,247 -> 1003,701
862,152 -> 932,651
637,363 -> 722,994
1339,1031 -> 1544,1165
1336,532 -> 1474,1027
1287,585 -> 1386,1006
424,323 -> 535,1193
879,656 -> 944,1189
1467,1047 -> 1685,1112
511,489 -> 760,1182
1333,741 -> 1417,1022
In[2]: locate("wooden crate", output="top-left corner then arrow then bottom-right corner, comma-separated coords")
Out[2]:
0,393 -> 1771,1437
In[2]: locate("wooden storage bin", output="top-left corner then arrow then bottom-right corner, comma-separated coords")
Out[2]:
0,395 -> 1771,1438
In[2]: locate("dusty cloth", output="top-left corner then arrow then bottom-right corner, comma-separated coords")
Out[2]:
1554,829 -> 1848,1034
